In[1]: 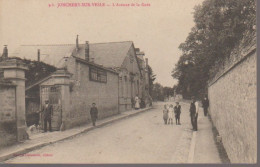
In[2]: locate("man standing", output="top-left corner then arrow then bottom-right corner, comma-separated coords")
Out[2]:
202,96 -> 209,116
41,100 -> 53,133
189,97 -> 198,131
174,102 -> 181,125
90,103 -> 98,126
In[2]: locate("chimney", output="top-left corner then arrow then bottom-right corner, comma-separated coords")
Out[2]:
76,35 -> 79,51
37,49 -> 40,61
2,45 -> 8,59
85,41 -> 89,61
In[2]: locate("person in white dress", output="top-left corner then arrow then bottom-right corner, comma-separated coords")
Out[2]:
135,95 -> 140,110
167,104 -> 174,125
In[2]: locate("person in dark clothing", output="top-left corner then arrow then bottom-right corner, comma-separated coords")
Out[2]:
131,97 -> 135,109
140,98 -> 145,108
189,97 -> 198,131
202,96 -> 209,116
174,102 -> 181,125
90,103 -> 98,126
40,100 -> 53,132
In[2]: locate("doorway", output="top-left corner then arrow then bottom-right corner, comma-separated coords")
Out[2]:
40,85 -> 62,131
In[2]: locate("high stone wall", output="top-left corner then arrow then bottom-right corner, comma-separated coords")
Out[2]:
208,37 -> 256,163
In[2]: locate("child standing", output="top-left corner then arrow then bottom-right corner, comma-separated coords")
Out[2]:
167,104 -> 174,125
163,104 -> 168,125
174,102 -> 181,125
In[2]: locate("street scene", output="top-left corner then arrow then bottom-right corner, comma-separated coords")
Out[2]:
0,0 -> 257,164
4,102 -> 220,164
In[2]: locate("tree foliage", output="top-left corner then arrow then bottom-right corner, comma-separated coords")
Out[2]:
151,83 -> 164,101
22,59 -> 57,87
148,65 -> 156,95
163,86 -> 174,98
151,83 -> 175,101
172,0 -> 256,99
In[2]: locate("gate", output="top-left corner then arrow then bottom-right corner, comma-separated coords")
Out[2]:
40,85 -> 62,131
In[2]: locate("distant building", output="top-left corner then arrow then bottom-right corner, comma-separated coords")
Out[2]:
175,94 -> 183,101
135,48 -> 151,106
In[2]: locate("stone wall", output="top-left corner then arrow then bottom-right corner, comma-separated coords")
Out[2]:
208,39 -> 256,163
0,84 -> 17,147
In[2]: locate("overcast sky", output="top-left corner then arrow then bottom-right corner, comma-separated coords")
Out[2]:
0,0 -> 203,87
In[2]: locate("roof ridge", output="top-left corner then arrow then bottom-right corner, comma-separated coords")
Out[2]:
21,44 -> 75,46
20,41 -> 133,46
89,41 -> 133,45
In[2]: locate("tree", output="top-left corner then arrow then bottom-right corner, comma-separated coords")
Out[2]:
22,58 -> 57,87
148,65 -> 156,96
163,87 -> 174,98
172,0 -> 256,99
151,83 -> 164,101
151,83 -> 175,101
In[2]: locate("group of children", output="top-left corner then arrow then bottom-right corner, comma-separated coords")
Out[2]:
163,102 -> 181,125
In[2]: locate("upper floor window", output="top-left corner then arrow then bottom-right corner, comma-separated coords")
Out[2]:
89,67 -> 107,83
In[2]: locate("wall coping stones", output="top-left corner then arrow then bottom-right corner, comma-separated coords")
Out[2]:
208,35 -> 256,87
0,58 -> 28,71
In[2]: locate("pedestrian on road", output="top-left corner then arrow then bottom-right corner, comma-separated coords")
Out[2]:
131,97 -> 135,109
149,96 -> 153,107
163,104 -> 168,125
202,96 -> 209,116
167,104 -> 174,125
40,100 -> 53,133
135,95 -> 140,110
189,97 -> 198,131
90,103 -> 98,126
174,102 -> 181,125
142,98 -> 146,108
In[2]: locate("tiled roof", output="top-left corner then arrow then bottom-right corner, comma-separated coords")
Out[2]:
11,41 -> 133,68
75,41 -> 133,68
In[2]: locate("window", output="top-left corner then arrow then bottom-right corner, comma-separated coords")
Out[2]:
0,69 -> 3,78
90,67 -> 107,83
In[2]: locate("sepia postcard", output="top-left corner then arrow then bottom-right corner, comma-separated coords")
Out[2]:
0,0 -> 257,165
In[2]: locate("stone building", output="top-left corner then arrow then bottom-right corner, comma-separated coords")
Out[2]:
70,39 -> 148,111
135,48 -> 151,106
8,36 -> 150,130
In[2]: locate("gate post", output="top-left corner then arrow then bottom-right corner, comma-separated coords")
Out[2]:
60,82 -> 70,131
0,58 -> 29,141
53,69 -> 71,131
40,68 -> 71,131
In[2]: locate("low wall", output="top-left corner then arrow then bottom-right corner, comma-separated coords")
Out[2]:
208,38 -> 256,163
